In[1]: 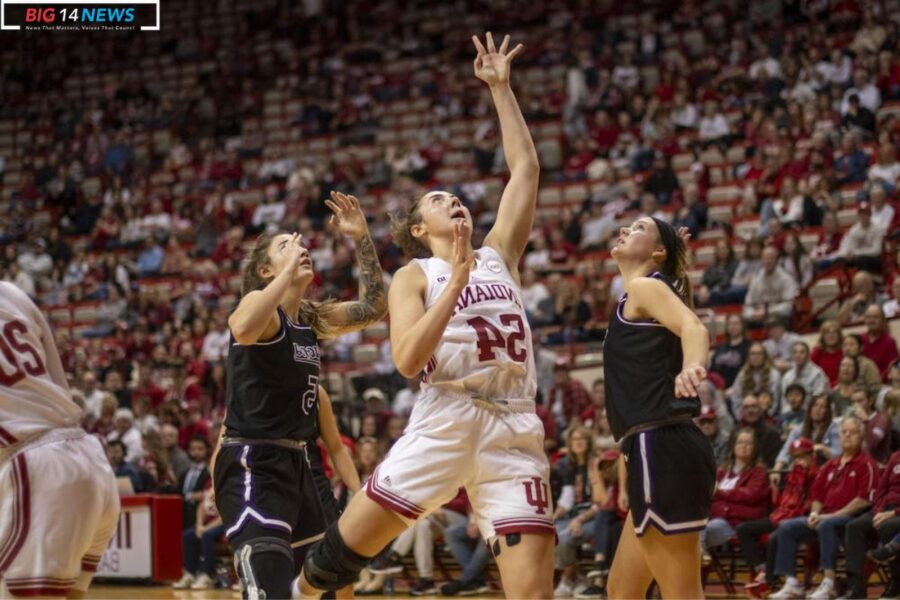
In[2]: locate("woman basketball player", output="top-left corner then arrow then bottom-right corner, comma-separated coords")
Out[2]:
212,192 -> 386,600
603,217 -> 716,599
299,33 -> 553,599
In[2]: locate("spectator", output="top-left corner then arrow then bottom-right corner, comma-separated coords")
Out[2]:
844,333 -> 887,392
697,240 -> 738,307
548,360 -> 591,431
728,343 -> 783,418
780,342 -> 830,404
842,94 -> 876,135
769,416 -> 877,600
643,153 -> 680,205
697,405 -> 729,464
810,211 -> 844,263
773,395 -> 841,479
700,428 -> 770,560
862,304 -> 900,381
777,384 -> 807,441
553,426 -> 596,598
869,183 -> 897,232
136,238 -> 165,277
710,314 -> 751,388
778,232 -> 813,289
672,183 -> 706,239
844,449 -> 900,599
833,132 -> 870,185
711,236 -> 764,306
742,246 -> 797,325
137,428 -> 176,493
579,449 -> 625,599
440,510 -> 490,596
868,143 -> 900,191
736,393 -> 783,468
178,435 -> 211,530
162,423 -> 191,480
80,371 -> 106,422
811,320 -> 844,386
107,407 -> 143,463
885,277 -> 900,319
17,238 -> 53,280
841,69 -> 882,115
172,484 -> 225,590
837,271 -> 881,326
107,439 -> 142,493
762,315 -> 803,373
843,202 -> 887,273
200,312 -> 230,362
740,437 -> 819,596
831,355 -> 862,417
851,386 -> 892,465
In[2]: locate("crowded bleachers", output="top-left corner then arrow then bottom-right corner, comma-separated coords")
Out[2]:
2,0 -> 900,596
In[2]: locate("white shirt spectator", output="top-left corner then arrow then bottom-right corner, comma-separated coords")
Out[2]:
841,84 -> 881,115
524,249 -> 550,271
871,204 -> 895,233
743,266 -> 799,321
580,213 -> 618,249
834,221 -> 885,258
252,201 -> 286,228
522,280 -> 551,315
17,249 -> 53,278
749,56 -> 781,80
671,103 -> 698,129
698,113 -> 731,141
868,162 -> 900,186
201,328 -> 230,362
612,64 -> 640,90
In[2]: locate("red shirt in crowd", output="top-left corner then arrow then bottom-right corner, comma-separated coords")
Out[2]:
872,451 -> 900,514
863,331 -> 900,382
811,347 -> 843,386
810,451 -> 877,514
771,462 -> 818,525
710,464 -> 770,526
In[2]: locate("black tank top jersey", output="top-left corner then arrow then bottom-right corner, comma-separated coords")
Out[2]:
224,307 -> 321,441
603,272 -> 700,441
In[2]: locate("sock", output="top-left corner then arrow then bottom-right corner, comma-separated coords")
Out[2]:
785,576 -> 800,588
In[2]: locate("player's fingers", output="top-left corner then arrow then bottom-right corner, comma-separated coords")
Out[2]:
348,195 -> 361,210
332,191 -> 351,211
472,35 -> 487,56
324,199 -> 340,215
688,368 -> 703,390
674,376 -> 686,398
486,31 -> 496,53
499,34 -> 510,55
506,44 -> 525,62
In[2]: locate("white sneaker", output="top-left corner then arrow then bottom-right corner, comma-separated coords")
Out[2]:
554,578 -> 575,598
173,572 -> 194,589
808,580 -> 835,600
191,573 -> 214,590
769,579 -> 804,599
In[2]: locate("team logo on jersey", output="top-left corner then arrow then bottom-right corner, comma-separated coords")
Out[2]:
293,343 -> 320,365
522,476 -> 550,515
485,260 -> 502,273
437,276 -> 447,283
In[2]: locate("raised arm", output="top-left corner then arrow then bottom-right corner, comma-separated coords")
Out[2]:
315,192 -> 388,338
475,33 -> 540,271
316,385 -> 361,494
390,222 -> 474,378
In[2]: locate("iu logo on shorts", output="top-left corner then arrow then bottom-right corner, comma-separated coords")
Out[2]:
522,476 -> 550,515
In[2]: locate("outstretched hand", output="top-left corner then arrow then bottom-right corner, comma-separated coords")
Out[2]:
325,191 -> 368,240
472,32 -> 524,87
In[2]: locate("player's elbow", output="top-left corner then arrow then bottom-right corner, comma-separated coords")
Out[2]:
393,355 -> 423,379
228,319 -> 258,346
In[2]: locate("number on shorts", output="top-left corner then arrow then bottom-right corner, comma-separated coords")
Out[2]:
0,320 -> 46,387
467,314 -> 527,363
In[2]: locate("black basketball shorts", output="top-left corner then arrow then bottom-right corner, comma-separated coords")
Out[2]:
621,423 -> 716,537
213,442 -> 328,551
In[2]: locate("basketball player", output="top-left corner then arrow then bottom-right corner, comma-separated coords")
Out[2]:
307,385 -> 360,599
212,191 -> 386,600
299,33 -> 554,599
603,217 -> 716,599
0,281 -> 120,598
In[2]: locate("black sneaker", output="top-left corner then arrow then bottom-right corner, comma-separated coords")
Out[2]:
882,578 -> 900,600
585,561 -> 609,580
410,578 -> 438,596
368,551 -> 404,575
441,580 -> 466,596
872,544 -> 900,564
459,580 -> 489,596
575,584 -> 606,599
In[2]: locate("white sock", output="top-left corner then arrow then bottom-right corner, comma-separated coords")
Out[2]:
785,576 -> 800,588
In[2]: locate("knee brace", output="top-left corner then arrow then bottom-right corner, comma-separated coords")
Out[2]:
234,537 -> 294,600
302,523 -> 369,592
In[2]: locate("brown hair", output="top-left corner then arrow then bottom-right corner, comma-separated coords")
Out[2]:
651,218 -> 694,308
740,342 -> 773,398
725,426 -> 762,471
390,196 -> 429,259
238,232 -> 336,337
818,320 -> 843,350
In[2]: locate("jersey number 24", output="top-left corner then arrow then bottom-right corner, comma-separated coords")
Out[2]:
467,314 -> 527,363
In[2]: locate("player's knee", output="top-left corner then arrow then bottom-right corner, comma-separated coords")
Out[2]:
234,536 -> 294,599
303,523 -> 370,592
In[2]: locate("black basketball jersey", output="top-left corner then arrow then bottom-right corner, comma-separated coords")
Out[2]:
603,272 -> 700,441
224,307 -> 321,441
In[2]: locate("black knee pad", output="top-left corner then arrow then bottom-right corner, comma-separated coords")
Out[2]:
234,536 -> 295,599
302,523 -> 370,592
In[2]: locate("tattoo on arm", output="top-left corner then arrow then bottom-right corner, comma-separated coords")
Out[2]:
343,234 -> 387,327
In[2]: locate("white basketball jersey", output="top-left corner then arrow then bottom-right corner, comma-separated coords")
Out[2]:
0,282 -> 82,445
413,246 -> 537,402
